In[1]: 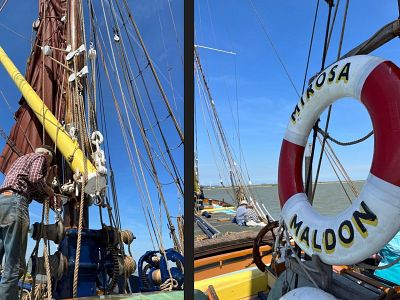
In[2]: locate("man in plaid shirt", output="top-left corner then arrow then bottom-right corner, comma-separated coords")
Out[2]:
0,145 -> 55,299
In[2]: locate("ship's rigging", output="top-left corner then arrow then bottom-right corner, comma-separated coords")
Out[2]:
254,0 -> 400,298
194,47 -> 271,220
0,0 -> 184,297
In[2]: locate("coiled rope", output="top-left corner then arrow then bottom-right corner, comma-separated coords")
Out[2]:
124,256 -> 136,276
159,278 -> 178,291
120,230 -> 134,244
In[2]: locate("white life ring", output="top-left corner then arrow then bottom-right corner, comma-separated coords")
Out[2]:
278,55 -> 400,265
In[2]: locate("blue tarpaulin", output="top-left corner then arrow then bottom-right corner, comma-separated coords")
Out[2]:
374,231 -> 400,285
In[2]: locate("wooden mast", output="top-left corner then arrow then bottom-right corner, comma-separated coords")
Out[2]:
64,0 -> 89,228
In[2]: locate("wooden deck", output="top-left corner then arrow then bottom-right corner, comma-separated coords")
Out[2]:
194,208 -> 274,259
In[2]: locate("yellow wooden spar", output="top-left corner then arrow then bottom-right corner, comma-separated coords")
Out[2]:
194,267 -> 268,299
0,46 -> 105,195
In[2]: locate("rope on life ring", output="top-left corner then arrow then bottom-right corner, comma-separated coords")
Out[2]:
278,55 -> 400,265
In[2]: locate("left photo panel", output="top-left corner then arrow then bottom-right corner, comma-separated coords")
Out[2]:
0,0 -> 184,298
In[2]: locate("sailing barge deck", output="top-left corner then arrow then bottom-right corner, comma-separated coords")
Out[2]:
194,199 -> 275,282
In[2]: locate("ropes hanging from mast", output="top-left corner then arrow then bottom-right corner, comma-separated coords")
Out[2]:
87,0 -> 184,261
112,0 -> 184,196
195,47 -> 271,219
89,2 -> 158,249
0,0 -> 8,13
247,0 -> 300,98
311,0 -> 353,202
99,0 -> 181,254
120,0 -> 184,143
1,0 -> 184,295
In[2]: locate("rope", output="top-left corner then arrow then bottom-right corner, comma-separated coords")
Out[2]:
23,198 -> 46,300
156,4 -> 179,112
89,1 -> 157,251
305,123 -> 319,198
159,278 -> 178,291
166,0 -> 183,67
324,139 -> 358,196
310,0 -> 352,202
0,88 -> 35,151
147,209 -> 160,249
106,0 -> 182,254
337,0 -> 350,59
42,199 -> 52,300
113,0 -> 184,196
398,0 -> 400,18
97,35 -> 123,233
112,15 -> 184,196
72,44 -> 89,296
34,283 -> 48,300
195,69 -> 226,189
93,2 -> 176,283
302,0 -> 321,198
283,225 -> 319,288
0,0 -> 8,13
321,1 -> 334,70
326,0 -> 340,53
0,23 -> 29,41
194,49 -> 266,219
317,127 -> 373,146
317,135 -> 353,203
72,122 -> 87,297
124,256 -> 136,275
311,0 -> 338,202
90,1 -> 178,286
312,109 -> 332,202
0,126 -> 23,157
20,289 -> 31,300
177,216 -> 184,254
120,230 -> 134,244
354,256 -> 400,271
195,64 -> 244,204
121,0 -> 184,143
247,0 -> 300,98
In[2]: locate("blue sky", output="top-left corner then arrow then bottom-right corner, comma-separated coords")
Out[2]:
195,1 -> 400,185
0,0 -> 183,262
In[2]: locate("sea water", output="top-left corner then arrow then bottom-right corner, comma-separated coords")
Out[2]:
204,181 -> 365,220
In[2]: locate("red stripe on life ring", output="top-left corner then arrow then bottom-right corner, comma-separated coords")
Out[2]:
278,139 -> 305,207
361,61 -> 400,187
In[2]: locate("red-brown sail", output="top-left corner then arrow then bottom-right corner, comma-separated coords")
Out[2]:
0,0 -> 67,173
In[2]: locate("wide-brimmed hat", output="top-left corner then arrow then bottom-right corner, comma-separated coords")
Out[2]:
239,200 -> 248,206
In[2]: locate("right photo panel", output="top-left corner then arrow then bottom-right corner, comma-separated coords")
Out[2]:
193,1 -> 400,299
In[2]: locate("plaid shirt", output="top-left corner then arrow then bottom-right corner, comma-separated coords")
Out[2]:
0,153 -> 49,202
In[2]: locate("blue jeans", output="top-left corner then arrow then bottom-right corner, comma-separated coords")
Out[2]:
0,193 -> 29,300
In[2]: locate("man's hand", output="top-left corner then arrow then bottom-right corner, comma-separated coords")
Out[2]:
46,165 -> 58,186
